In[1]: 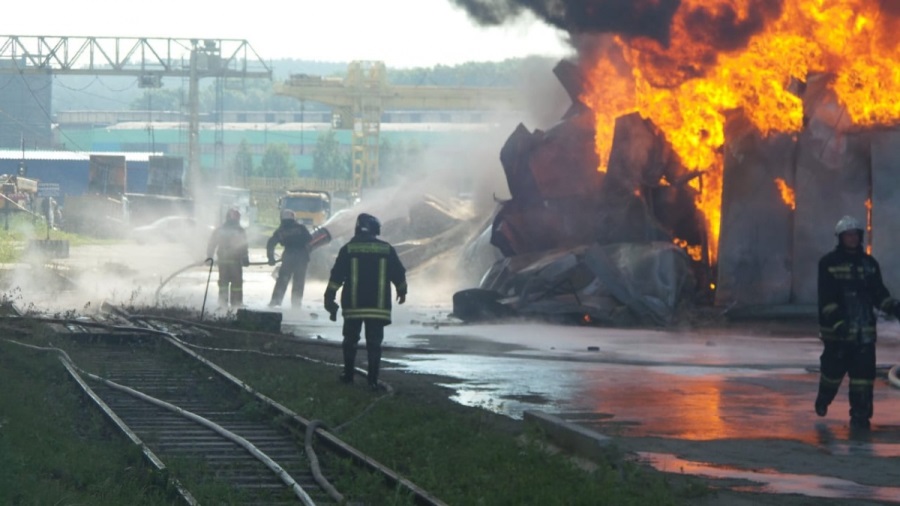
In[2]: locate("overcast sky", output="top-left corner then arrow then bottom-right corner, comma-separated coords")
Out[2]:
1,0 -> 572,68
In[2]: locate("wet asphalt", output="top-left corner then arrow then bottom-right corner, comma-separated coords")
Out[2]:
40,243 -> 900,503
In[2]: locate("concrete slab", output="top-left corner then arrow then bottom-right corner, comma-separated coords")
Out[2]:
523,410 -> 614,462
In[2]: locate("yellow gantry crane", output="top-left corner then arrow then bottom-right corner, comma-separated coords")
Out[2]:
274,61 -> 525,190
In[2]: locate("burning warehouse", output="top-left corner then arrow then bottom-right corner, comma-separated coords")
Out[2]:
454,0 -> 900,324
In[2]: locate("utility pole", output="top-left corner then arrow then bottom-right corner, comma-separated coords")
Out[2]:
188,41 -> 201,185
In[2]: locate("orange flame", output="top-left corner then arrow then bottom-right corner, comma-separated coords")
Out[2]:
582,1 -> 900,265
866,197 -> 873,254
673,238 -> 704,262
774,178 -> 796,210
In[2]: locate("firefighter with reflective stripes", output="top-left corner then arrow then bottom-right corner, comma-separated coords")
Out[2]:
324,213 -> 407,390
207,208 -> 250,308
816,215 -> 900,430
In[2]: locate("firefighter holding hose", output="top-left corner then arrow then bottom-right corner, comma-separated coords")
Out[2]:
267,209 -> 313,308
816,215 -> 900,430
324,213 -> 407,391
206,208 -> 250,308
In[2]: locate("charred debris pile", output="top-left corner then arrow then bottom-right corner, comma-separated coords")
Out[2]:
452,61 -> 900,328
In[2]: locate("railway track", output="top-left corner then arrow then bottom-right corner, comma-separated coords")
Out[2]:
5,309 -> 444,505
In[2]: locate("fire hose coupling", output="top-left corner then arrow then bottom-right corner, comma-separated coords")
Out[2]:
310,227 -> 332,251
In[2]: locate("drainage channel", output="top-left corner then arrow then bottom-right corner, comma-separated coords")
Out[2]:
57,336 -> 335,505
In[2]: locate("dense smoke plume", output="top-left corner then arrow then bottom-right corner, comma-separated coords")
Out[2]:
453,0 -> 781,48
451,0 -> 681,43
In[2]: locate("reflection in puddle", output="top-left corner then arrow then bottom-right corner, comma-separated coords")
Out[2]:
639,452 -> 900,503
826,442 -> 900,458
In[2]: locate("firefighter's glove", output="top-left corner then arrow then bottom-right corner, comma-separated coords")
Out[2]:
242,258 -> 250,267
324,299 -> 339,321
397,293 -> 406,305
267,258 -> 276,266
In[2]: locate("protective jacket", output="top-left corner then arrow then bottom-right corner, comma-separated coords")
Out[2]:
207,221 -> 249,265
267,219 -> 312,262
818,245 -> 898,343
325,235 -> 407,322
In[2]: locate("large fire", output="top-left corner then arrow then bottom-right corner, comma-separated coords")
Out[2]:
581,0 -> 900,264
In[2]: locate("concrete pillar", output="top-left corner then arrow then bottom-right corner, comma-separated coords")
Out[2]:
791,125 -> 869,304
716,112 -> 796,306
870,128 -> 900,295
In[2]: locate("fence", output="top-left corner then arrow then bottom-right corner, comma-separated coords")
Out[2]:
234,177 -> 355,193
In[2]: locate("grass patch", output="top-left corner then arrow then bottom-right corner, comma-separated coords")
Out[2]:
205,349 -> 701,506
0,340 -> 177,505
0,213 -> 119,262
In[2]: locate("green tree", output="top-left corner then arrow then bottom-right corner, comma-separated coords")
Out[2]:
312,130 -> 350,180
257,143 -> 296,178
378,137 -> 427,183
232,139 -> 254,178
129,87 -> 184,111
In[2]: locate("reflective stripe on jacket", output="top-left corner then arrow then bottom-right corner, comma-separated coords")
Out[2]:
207,222 -> 249,264
325,235 -> 407,323
818,246 -> 896,343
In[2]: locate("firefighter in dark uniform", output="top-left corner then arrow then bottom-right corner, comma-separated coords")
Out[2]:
207,208 -> 250,308
267,209 -> 313,308
324,213 -> 407,390
816,215 -> 900,430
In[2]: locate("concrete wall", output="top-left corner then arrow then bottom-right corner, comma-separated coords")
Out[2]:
0,159 -> 149,197
716,113 -> 795,306
871,128 -> 900,297
791,125 -> 869,304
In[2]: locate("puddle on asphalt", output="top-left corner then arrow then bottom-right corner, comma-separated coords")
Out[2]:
639,452 -> 900,503
826,442 -> 900,458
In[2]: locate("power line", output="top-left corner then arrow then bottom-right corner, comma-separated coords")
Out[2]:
54,76 -> 100,92
9,59 -> 86,151
94,77 -> 138,93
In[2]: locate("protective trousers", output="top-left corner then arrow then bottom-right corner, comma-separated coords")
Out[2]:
270,251 -> 308,307
341,318 -> 385,384
217,261 -> 243,307
816,341 -> 876,421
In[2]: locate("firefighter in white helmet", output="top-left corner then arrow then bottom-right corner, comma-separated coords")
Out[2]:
815,215 -> 900,430
206,208 -> 250,308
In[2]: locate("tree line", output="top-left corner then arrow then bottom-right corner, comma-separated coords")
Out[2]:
51,57 -> 556,114
230,132 -> 426,182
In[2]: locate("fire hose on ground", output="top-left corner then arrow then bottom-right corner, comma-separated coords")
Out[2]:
890,364 -> 900,390
0,314 -> 352,504
154,226 -> 332,303
1,338 -> 318,505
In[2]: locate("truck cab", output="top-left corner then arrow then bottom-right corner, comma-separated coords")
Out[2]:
279,190 -> 331,227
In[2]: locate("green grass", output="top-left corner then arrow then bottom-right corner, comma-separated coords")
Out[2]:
0,323 -> 707,505
0,213 -> 120,262
205,350 -> 701,506
0,340 -> 178,505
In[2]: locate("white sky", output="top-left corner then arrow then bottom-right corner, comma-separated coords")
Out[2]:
1,0 -> 572,68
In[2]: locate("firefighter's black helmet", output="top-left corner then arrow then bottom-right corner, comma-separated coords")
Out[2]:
355,213 -> 381,236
